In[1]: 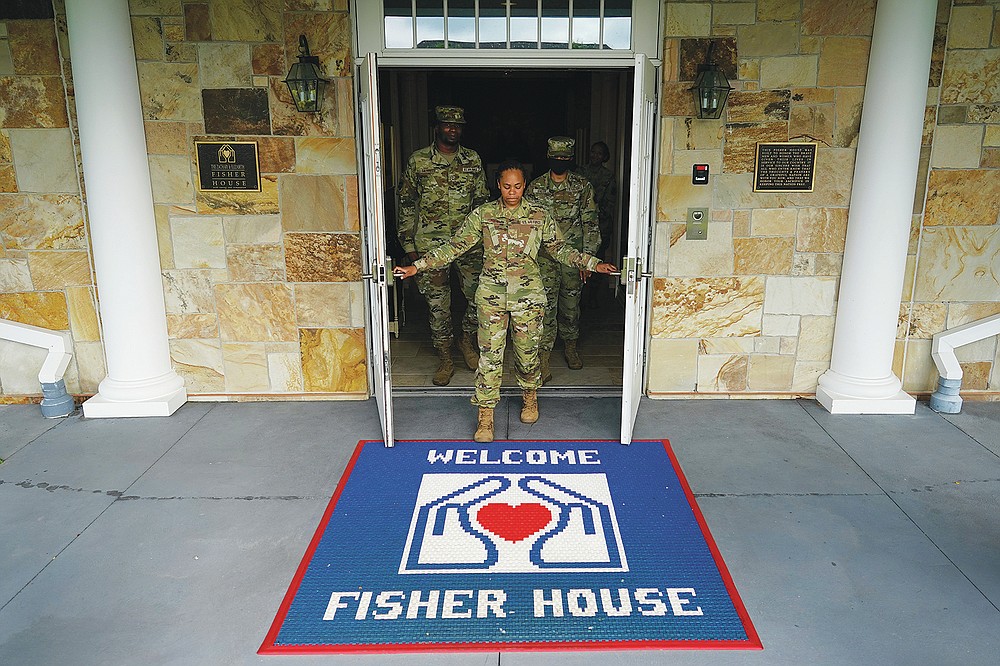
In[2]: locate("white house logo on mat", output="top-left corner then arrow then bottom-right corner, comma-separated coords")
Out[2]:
399,474 -> 628,574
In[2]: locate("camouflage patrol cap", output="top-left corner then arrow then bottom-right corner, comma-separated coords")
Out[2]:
547,136 -> 575,158
435,106 -> 466,124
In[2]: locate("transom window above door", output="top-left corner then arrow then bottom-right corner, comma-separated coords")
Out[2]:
382,0 -> 633,50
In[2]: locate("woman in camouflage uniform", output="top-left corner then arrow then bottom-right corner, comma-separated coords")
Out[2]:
394,161 -> 617,442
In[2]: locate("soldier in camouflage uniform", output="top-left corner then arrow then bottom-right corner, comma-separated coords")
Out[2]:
395,160 -> 616,442
579,141 -> 617,308
397,106 -> 491,386
526,137 -> 601,380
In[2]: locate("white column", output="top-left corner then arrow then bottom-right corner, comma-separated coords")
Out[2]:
66,0 -> 186,417
816,0 -> 937,415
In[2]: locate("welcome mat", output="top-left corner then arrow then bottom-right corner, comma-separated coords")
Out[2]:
259,440 -> 761,654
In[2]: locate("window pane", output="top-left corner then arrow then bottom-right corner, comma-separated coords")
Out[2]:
603,0 -> 632,49
415,0 -> 444,48
479,0 -> 507,49
384,0 -> 413,48
510,0 -> 538,49
572,0 -> 600,50
540,0 -> 569,48
448,0 -> 475,48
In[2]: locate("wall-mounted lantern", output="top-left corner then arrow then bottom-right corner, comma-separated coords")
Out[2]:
284,35 -> 327,113
689,42 -> 733,120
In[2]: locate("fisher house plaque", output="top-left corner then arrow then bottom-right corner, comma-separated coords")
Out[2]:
195,141 -> 261,192
753,142 -> 817,192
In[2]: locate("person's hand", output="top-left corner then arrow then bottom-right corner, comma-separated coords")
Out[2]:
394,265 -> 418,280
580,269 -> 592,282
594,262 -> 617,274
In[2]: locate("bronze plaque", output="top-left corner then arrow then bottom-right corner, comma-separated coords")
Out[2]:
753,142 -> 817,192
195,141 -> 261,192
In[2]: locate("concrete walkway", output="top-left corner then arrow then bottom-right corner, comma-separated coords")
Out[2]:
1,396 -> 998,665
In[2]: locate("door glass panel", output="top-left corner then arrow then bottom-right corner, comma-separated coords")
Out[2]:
603,0 -> 632,50
415,0 -> 445,48
571,0 -> 600,50
384,0 -> 414,48
479,0 -> 507,49
510,0 -> 539,49
540,0 -> 569,49
448,0 -> 476,48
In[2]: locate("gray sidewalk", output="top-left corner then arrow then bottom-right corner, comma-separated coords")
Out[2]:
1,397 -> 999,665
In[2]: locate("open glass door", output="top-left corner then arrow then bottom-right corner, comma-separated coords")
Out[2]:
359,52 -> 395,447
620,53 -> 658,445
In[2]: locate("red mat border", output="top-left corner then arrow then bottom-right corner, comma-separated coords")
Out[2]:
259,439 -> 762,654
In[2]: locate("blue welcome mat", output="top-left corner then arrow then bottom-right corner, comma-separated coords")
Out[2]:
260,440 -> 761,654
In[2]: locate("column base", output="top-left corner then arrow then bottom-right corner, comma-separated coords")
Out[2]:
816,386 -> 915,415
83,386 -> 187,418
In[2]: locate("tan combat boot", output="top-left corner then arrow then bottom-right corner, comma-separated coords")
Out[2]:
474,407 -> 494,442
520,390 -> 539,424
540,350 -> 553,384
457,332 -> 480,371
432,345 -> 454,386
564,340 -> 583,370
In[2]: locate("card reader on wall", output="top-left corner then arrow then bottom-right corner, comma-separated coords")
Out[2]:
692,164 -> 709,185
686,207 -> 709,240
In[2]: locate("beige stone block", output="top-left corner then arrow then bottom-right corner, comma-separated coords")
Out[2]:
137,62 -> 202,122
814,254 -> 844,276
900,339 -> 936,392
947,302 -> 1000,328
651,277 -> 764,337
665,4 -> 711,37
281,175 -> 348,232
73,341 -> 107,394
198,43 -> 252,88
960,362 -> 992,391
294,282 -> 353,328
726,90 -> 791,124
295,137 -> 357,175
66,286 -> 100,342
349,282 -> 366,328
0,338 -> 48,394
659,117 -> 675,174
646,338 -> 699,392
668,221 -> 734,277
929,125 -> 985,169
723,122 -> 788,173
924,169 -> 1000,226
793,88 -> 836,105
834,87 -> 865,148
898,303 -> 947,339
950,6 -> 994,49
673,150 -> 723,176
165,42 -> 197,63
656,175 -> 711,222
145,122 -> 188,156
760,56 -> 818,90
284,232 -> 362,282
758,0 -> 800,22
913,227 -> 1000,302
737,22 -> 799,58
802,0 -> 876,36
818,37 -> 870,87
697,354 -> 748,392
8,129 -> 77,193
661,82 -> 698,117
762,313 -> 800,336
171,216 -> 225,269
714,3 -> 755,25
747,354 -> 795,391
751,208 -> 797,236
149,155 -> 194,204
734,237 -> 794,275
779,336 -> 798,355
792,361 -> 827,392
166,313 -> 219,339
733,210 -> 752,237
955,338 -> 996,363
268,351 -> 304,392
130,1 -> 184,16
131,16 -> 163,60
0,195 -> 82,251
226,244 -> 285,283
0,130 -> 11,162
792,254 -> 815,276
763,276 -> 838,315
215,283 -> 297,342
0,40 -> 13,77
269,78 -> 344,138
27,251 -> 91,290
196,175 -> 279,215
738,59 -> 760,83
154,205 -> 174,270
754,337 -> 781,354
222,342 -> 269,392
162,269 -> 217,314
301,328 -> 367,393
0,257 -> 31,291
796,208 -> 848,252
222,215 -> 282,244
941,50 -> 1000,105
209,0 -> 281,41
986,125 -> 1000,148
797,315 -> 835,361
699,338 -> 755,355
170,338 -> 225,393
652,222 -> 672,277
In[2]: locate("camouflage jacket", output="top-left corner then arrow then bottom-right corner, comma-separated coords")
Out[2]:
579,164 -> 616,230
413,198 -> 600,309
397,143 -> 490,254
525,171 -> 601,255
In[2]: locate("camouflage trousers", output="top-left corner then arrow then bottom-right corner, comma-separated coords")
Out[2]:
414,250 -> 483,349
538,254 -> 585,352
471,303 -> 544,409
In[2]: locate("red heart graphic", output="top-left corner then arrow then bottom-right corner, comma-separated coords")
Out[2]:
476,503 -> 552,543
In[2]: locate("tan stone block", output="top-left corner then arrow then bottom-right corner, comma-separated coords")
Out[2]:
295,137 -> 357,175
130,1 -> 184,16
900,339 -> 936,392
751,208 -> 797,236
66,286 -> 100,342
834,87 -> 865,148
663,39 -> 680,83
171,216 -> 225,269
754,336 -> 782,354
950,6 -> 994,49
737,22 -> 799,57
672,150 -> 723,176
646,338 -> 699,392
658,118 -> 675,175
955,337 -> 996,363
661,82 -> 697,117
8,128 -> 77,193
196,174 -> 279,215
738,59 -> 760,83
898,303 -> 947,340
222,342 -> 269,392
757,0 -> 800,22
73,340 -> 106,393
651,276 -> 764,337
198,43 -> 252,89
281,175 -> 348,231
959,362 -> 992,391
222,215 -> 282,244
154,205 -> 174,270
293,282 -> 353,327
0,164 -> 16,192
797,315 -> 835,361
149,154 -> 195,204
0,76 -> 68,129
734,237 -> 794,275
27,251 -> 90,290
800,37 -> 822,55
913,227 -> 1000,302
924,169 -> 1000,226
677,118 -> 724,150
723,122 -> 788,173
763,276 -> 838,315
215,282 -> 296,343
733,210 -> 751,237
0,338 -> 48,394
209,0 -> 281,41
165,42 -> 197,63
131,16 -> 163,61
345,175 -> 360,231
657,175 -> 711,221
162,269 -> 217,314
145,122 -> 188,155
982,148 -> 1000,169
802,0 -> 876,36
284,232 -> 362,282
0,257 -> 31,291
669,222 -> 734,277
256,136 -> 297,173
818,37 -> 870,87
166,313 -> 219,339
760,56 -> 818,90
930,125 -> 985,169
700,338 -> 755,355
170,338 -> 225,393
300,327 -> 367,393
0,291 -> 69,329
137,63 -> 202,122
792,88 -> 835,105
268,351 -> 304,392
0,130 -> 10,162
792,361 -> 827,392
284,12 -> 352,78
697,354 -> 748,392
747,354 -> 795,391
796,208 -> 848,252
726,90 -> 791,123
814,254 -> 844,276
714,3 -> 755,26
7,20 -> 59,75
947,302 -> 1000,328
0,194 -> 85,250
762,313 -> 800,337
665,3 -> 711,37
184,2 -> 212,41
941,50 -> 1000,105
226,244 -> 285,282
